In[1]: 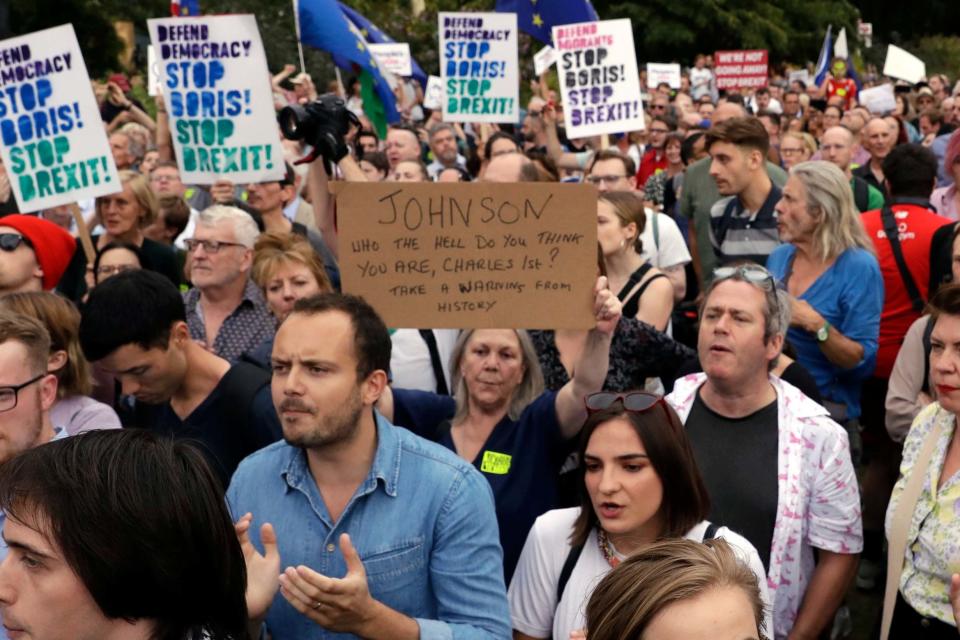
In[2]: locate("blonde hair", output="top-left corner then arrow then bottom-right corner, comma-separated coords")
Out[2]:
252,232 -> 331,295
450,329 -> 544,423
97,171 -> 159,227
790,161 -> 874,261
781,131 -> 817,158
586,538 -> 768,640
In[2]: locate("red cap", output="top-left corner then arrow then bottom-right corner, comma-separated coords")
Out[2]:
108,73 -> 131,93
0,215 -> 77,290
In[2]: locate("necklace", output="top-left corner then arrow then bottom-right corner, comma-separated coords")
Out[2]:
597,529 -> 621,568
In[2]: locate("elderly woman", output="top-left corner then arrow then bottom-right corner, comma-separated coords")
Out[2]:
882,283 -> 960,639
377,277 -> 622,582
779,131 -> 817,170
766,161 -> 883,456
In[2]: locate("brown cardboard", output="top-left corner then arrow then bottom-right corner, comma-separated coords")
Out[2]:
337,182 -> 598,329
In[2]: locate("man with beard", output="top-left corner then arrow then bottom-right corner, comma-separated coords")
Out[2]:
226,293 -> 510,639
520,97 -> 549,153
79,270 -> 281,485
425,123 -> 466,179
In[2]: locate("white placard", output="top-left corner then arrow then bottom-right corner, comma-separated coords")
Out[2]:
859,83 -> 897,115
423,75 -> 443,110
439,12 -> 518,123
788,69 -> 811,86
369,43 -> 412,77
534,45 -> 558,76
148,15 -> 284,184
0,24 -> 121,212
554,19 -> 645,138
646,63 -> 681,90
147,45 -> 162,96
883,44 -> 926,84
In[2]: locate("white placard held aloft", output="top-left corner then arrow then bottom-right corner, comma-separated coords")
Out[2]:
369,43 -> 413,77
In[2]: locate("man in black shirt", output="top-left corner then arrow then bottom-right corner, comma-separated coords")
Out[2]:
79,270 -> 281,486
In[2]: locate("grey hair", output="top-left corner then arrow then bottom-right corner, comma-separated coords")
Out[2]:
428,122 -> 457,140
450,329 -> 544,423
197,205 -> 259,248
789,161 -> 874,261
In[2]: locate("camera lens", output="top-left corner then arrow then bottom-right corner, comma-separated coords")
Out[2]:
278,105 -> 308,140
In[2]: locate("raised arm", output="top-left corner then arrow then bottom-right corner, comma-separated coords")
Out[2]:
543,103 -> 588,171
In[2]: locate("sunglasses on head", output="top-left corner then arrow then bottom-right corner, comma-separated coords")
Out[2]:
585,391 -> 665,415
0,233 -> 29,252
712,264 -> 776,290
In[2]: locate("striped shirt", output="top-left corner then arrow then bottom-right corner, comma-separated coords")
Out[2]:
709,184 -> 782,266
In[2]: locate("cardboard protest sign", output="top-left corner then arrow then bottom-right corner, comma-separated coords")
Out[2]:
714,50 -> 768,90
148,15 -> 284,184
439,12 -> 518,123
0,24 -> 120,213
883,45 -> 925,84
337,182 -> 597,329
554,19 -> 645,139
534,45 -> 558,76
423,75 -> 444,110
646,63 -> 681,90
859,84 -> 896,115
369,43 -> 412,77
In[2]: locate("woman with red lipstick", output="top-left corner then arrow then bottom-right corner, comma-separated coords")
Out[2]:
508,392 -> 770,640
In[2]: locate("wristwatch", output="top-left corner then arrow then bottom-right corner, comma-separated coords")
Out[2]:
815,321 -> 830,343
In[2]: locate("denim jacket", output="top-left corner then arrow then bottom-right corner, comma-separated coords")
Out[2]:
226,413 -> 511,639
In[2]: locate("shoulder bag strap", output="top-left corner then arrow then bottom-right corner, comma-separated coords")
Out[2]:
617,263 -> 653,303
881,205 -> 926,313
702,521 -> 720,541
556,543 -> 585,603
879,412 -> 946,640
921,318 -> 935,395
418,329 -> 450,396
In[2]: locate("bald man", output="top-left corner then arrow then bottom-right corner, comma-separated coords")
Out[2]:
853,118 -> 896,195
481,152 -> 539,183
680,104 -> 788,285
385,126 -> 422,171
820,126 -> 886,212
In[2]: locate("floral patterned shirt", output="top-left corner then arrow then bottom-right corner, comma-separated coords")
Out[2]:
668,373 -> 862,639
886,402 -> 960,625
183,280 -> 275,363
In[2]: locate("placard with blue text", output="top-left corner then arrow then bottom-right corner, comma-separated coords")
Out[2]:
0,24 -> 120,212
553,19 -> 644,139
148,15 -> 284,184
439,12 -> 518,124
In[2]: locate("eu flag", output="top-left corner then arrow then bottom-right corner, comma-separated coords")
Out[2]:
339,3 -> 428,89
297,0 -> 400,123
496,0 -> 598,44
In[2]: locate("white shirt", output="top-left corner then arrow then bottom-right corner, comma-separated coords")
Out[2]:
389,329 -> 459,393
639,211 -> 691,270
509,507 -> 772,640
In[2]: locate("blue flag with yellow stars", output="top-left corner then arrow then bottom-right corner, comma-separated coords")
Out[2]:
298,0 -> 400,124
496,0 -> 598,44
338,3 -> 428,89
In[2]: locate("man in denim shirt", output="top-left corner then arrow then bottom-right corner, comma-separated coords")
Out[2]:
227,293 -> 510,639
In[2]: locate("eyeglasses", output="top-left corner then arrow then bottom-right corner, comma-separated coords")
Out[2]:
96,264 -> 140,277
585,391 -> 665,415
0,373 -> 45,413
780,147 -> 805,155
527,110 -> 541,118
712,264 -> 781,315
183,239 -> 246,254
649,128 -> 669,134
586,174 -> 629,186
0,233 -> 30,252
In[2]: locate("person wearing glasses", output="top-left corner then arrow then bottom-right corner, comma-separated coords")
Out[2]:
0,214 -> 76,296
91,241 -> 143,286
635,115 -> 675,189
508,391 -> 770,640
182,206 -> 275,363
778,131 -> 815,171
667,262 -> 862,640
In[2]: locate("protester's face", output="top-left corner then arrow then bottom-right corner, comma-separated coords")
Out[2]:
919,115 -> 939,137
711,103 -> 744,126
459,329 -> 526,413
0,514 -> 130,640
775,175 -> 818,245
779,137 -> 807,170
650,97 -> 669,116
482,154 -> 525,183
264,260 -> 324,321
864,119 -> 894,159
109,133 -> 132,169
188,222 -> 250,290
489,137 -> 519,158
643,585 -> 761,640
271,311 -> 367,448
358,135 -> 379,156
139,150 -> 159,174
98,335 -> 187,404
699,280 -> 778,384
708,142 -> 755,196
697,102 -> 715,119
916,95 -> 935,112
0,226 -> 41,294
665,139 -> 682,165
674,94 -> 694,115
820,128 -> 853,171
246,181 -> 288,213
587,158 -> 633,192
584,416 -> 664,541
358,160 -> 385,182
385,129 -> 420,168
437,168 -> 463,183
841,111 -> 865,135
521,115 -> 540,142
822,107 -> 841,129
0,341 -> 53,465
149,166 -> 185,196
95,247 -> 141,284
597,200 -> 635,258
783,93 -> 800,116
756,92 -> 770,110
390,161 -> 425,183
648,121 -> 669,150
930,312 -> 960,415
430,129 -> 459,164
99,183 -> 143,238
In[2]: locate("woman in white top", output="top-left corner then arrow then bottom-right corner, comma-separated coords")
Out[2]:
509,391 -> 771,640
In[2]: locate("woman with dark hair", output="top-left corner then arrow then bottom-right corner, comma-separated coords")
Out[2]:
92,241 -> 143,285
508,392 -> 770,640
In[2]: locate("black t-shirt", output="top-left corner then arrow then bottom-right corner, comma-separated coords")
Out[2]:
686,390 -> 779,571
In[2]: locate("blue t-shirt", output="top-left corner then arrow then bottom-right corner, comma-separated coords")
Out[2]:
767,245 -> 883,419
391,389 -> 566,583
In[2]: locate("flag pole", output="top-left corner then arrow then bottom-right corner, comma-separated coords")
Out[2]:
292,0 -> 307,73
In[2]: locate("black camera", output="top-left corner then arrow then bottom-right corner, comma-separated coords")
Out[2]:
278,93 -> 360,172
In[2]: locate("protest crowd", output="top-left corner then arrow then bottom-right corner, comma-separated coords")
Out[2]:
1,2 -> 960,639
